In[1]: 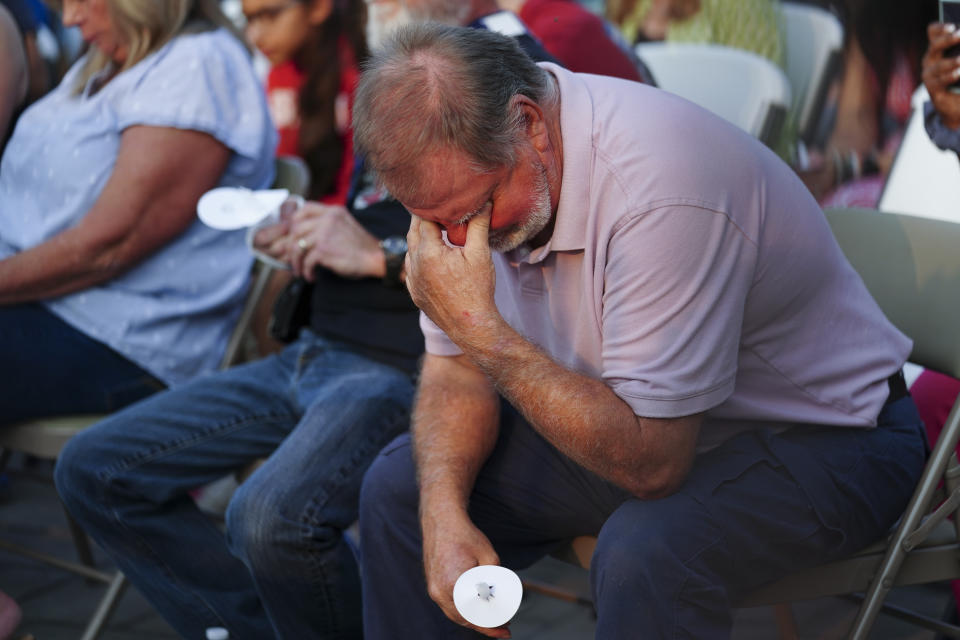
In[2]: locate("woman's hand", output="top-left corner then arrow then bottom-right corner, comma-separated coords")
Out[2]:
923,22 -> 960,130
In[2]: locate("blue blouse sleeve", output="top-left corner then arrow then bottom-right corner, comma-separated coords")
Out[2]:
112,28 -> 275,166
924,100 -> 960,154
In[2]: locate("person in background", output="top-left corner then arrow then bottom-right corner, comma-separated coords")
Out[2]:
354,24 -> 926,639
923,21 -> 960,149
246,0 -> 366,204
606,0 -> 783,65
0,3 -> 28,154
0,589 -> 20,640
802,0 -> 936,204
0,0 -> 51,104
0,0 -> 275,422
366,0 -> 556,61
495,0 -> 646,81
243,0 -> 368,356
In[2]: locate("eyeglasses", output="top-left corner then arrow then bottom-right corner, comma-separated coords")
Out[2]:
243,0 -> 301,28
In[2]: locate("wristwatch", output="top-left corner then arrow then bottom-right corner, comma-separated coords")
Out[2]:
379,235 -> 407,287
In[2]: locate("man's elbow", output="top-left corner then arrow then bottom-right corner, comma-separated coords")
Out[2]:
619,464 -> 690,501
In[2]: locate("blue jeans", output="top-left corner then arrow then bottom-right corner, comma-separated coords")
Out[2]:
0,304 -> 163,423
359,397 -> 926,639
55,330 -> 414,640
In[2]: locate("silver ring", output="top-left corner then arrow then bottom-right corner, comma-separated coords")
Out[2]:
297,237 -> 310,251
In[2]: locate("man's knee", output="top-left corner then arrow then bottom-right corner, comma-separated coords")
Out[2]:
592,494 -> 719,593
54,424 -> 113,516
358,434 -> 417,530
225,474 -> 328,569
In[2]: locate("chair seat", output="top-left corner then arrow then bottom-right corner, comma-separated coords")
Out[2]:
557,519 -> 960,609
739,519 -> 960,607
0,415 -> 104,459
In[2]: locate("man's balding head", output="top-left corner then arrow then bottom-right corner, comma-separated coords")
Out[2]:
353,23 -> 555,201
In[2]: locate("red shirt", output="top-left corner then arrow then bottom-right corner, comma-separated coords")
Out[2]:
265,40 -> 359,204
519,0 -> 642,82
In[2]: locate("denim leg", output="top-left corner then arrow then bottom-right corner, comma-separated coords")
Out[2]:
57,333 -> 415,640
224,342 -> 413,639
56,348 -> 302,640
0,304 -> 163,423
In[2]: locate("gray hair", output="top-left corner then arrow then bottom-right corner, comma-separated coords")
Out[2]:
352,23 -> 555,200
405,0 -> 471,25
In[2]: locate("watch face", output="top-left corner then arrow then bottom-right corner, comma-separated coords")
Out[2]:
382,236 -> 408,255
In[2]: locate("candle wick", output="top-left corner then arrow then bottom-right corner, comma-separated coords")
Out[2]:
476,582 -> 495,601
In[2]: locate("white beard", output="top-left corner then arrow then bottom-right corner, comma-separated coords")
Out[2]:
488,163 -> 553,252
366,2 -> 415,50
366,0 -> 472,49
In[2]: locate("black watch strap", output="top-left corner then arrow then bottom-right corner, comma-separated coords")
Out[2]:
380,235 -> 407,287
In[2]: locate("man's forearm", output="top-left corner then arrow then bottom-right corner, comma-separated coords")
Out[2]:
413,354 -> 501,518
455,316 -> 698,499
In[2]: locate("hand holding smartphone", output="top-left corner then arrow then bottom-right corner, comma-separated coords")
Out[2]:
941,0 -> 960,91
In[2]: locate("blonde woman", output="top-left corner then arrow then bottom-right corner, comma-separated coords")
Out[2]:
0,0 -> 276,421
607,0 -> 783,65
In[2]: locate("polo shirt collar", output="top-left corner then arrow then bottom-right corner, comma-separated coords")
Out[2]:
505,63 -> 592,264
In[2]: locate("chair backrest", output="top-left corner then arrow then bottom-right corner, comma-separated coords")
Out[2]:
878,86 -> 960,224
273,154 -> 311,199
219,155 -> 311,368
779,2 -> 844,145
634,42 -> 792,147
823,207 -> 960,380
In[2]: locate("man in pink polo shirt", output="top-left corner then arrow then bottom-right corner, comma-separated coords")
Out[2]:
353,24 -> 926,639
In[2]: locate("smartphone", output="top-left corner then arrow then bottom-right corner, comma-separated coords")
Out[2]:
942,0 -> 960,91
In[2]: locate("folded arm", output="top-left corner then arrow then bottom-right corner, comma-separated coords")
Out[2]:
405,211 -> 701,501
0,125 -> 230,304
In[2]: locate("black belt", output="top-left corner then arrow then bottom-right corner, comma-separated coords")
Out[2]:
887,370 -> 909,403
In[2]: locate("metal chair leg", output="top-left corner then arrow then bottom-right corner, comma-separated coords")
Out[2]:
79,572 -> 127,640
772,603 -> 799,640
64,507 -> 97,571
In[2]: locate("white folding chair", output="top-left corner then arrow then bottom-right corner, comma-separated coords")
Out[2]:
780,2 -> 844,146
878,86 -> 960,224
739,207 -> 960,638
634,42 -> 792,148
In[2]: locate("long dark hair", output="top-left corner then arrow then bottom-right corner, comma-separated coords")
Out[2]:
845,0 -> 936,130
295,0 -> 368,200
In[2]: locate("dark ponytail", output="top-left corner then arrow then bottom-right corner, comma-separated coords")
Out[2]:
296,0 -> 368,200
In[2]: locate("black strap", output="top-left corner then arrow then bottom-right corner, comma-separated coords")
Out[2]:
887,370 -> 909,404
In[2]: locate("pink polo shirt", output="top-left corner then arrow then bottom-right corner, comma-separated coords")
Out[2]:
422,63 -> 911,450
